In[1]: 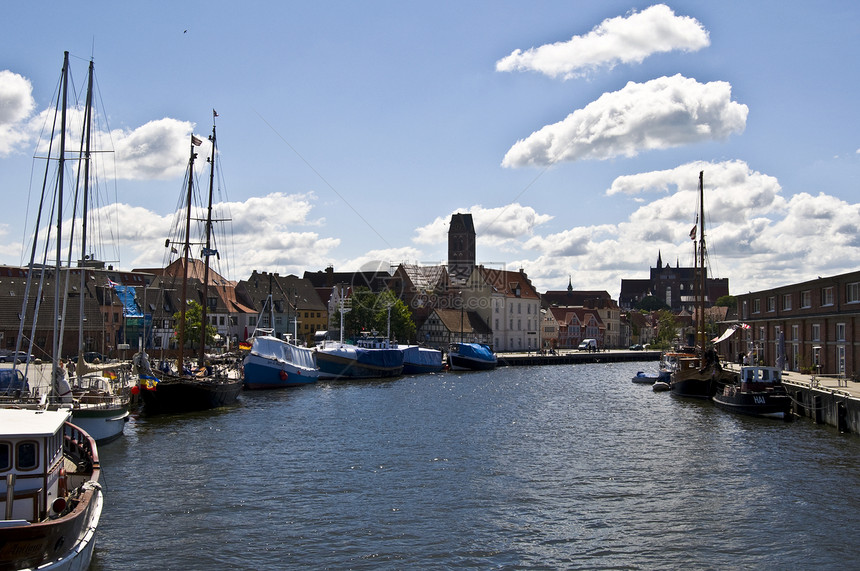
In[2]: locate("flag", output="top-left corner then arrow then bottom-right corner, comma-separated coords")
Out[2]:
689,225 -> 697,240
202,247 -> 219,257
239,341 -> 252,351
741,323 -> 751,330
213,109 -> 219,117
191,134 -> 203,146
103,370 -> 117,380
107,278 -> 119,288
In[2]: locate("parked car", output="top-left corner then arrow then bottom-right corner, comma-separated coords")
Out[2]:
629,344 -> 644,351
0,350 -> 36,364
67,351 -> 109,364
578,339 -> 598,351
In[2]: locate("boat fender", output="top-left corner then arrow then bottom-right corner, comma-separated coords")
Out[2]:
279,370 -> 288,381
58,468 -> 67,498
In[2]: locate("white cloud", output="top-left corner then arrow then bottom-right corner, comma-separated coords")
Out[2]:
502,75 -> 748,168
111,118 -> 196,180
505,160 -> 860,295
413,203 -> 553,246
0,70 -> 36,155
496,4 -> 709,80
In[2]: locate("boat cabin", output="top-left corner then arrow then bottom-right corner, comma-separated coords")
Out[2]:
739,366 -> 782,391
0,409 -> 69,522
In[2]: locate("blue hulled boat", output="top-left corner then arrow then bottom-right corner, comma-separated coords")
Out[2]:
400,345 -> 444,375
243,335 -> 319,389
315,335 -> 404,380
447,342 -> 497,371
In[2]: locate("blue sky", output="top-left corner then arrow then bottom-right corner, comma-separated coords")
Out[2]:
2,1 -> 859,299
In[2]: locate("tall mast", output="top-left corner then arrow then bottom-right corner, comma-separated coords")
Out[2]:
77,59 -> 95,374
199,116 -> 217,366
178,135 -> 200,372
52,52 -> 70,384
698,170 -> 706,366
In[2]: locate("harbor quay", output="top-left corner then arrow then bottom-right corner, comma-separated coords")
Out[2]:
497,349 -> 661,366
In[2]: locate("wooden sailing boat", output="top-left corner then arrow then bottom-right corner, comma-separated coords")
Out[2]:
669,171 -> 736,398
134,114 -> 242,414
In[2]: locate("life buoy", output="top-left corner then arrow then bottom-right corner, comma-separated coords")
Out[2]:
279,370 -> 288,381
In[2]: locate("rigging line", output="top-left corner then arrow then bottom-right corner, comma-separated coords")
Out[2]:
254,109 -> 392,248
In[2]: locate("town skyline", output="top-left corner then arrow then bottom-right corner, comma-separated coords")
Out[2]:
1,2 -> 858,298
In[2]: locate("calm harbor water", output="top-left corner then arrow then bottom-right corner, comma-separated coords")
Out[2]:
91,362 -> 858,569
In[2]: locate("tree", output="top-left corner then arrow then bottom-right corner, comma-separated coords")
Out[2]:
714,294 -> 736,308
342,288 -> 417,342
173,300 -> 217,350
653,310 -> 679,350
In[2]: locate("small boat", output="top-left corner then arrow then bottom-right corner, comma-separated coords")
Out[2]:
243,335 -> 319,389
0,407 -> 103,570
652,380 -> 671,392
632,370 -> 670,384
315,334 -> 404,380
713,365 -> 791,419
66,369 -> 131,444
400,345 -> 444,375
447,342 -> 497,371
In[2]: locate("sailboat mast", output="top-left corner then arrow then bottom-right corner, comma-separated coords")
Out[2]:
52,52 -> 70,383
199,119 -> 217,365
698,170 -> 706,366
77,60 -> 94,370
178,136 -> 199,372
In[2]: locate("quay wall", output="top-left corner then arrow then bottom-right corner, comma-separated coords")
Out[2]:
498,350 -> 660,367
783,378 -> 860,435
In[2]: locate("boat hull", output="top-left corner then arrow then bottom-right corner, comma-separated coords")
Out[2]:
713,390 -> 791,419
139,376 -> 242,415
448,354 -> 497,371
447,343 -> 497,371
316,349 -> 403,380
243,356 -> 318,389
400,346 -> 444,375
70,405 -> 130,444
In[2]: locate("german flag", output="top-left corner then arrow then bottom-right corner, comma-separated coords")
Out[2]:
239,341 -> 252,351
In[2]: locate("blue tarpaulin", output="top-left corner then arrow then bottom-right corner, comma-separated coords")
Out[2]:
114,285 -> 143,318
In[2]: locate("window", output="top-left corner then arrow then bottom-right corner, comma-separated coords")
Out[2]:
782,294 -> 792,311
767,296 -> 776,312
791,324 -> 799,341
0,442 -> 9,471
758,326 -> 765,341
753,299 -> 761,313
801,290 -> 812,308
742,300 -> 748,319
837,323 -> 846,342
821,287 -> 834,306
848,282 -> 860,303
17,441 -> 38,471
812,324 -> 820,342
249,316 -> 257,326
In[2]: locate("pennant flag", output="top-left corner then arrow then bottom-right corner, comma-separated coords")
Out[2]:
191,134 -> 203,146
689,226 -> 697,240
213,109 -> 219,117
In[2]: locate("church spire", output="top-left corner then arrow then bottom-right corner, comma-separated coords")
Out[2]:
567,275 -> 573,295
656,250 -> 662,269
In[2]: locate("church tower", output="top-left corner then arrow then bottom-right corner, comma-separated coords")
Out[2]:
447,213 -> 476,284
